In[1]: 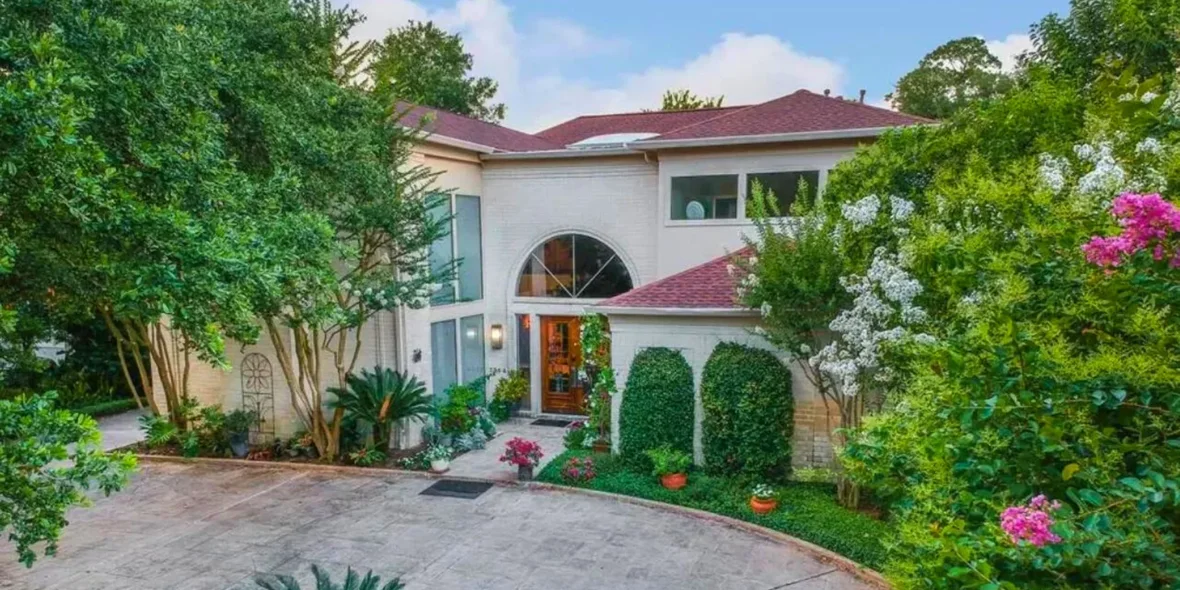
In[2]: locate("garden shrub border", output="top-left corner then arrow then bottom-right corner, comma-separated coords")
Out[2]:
618,347 -> 694,465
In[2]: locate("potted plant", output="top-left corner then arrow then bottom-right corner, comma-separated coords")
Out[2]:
492,370 -> 529,417
424,444 -> 452,473
499,437 -> 543,481
224,409 -> 257,458
645,445 -> 691,490
750,484 -> 778,514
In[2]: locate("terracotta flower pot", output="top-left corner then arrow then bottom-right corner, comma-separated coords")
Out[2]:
591,438 -> 610,454
660,472 -> 687,490
750,496 -> 777,515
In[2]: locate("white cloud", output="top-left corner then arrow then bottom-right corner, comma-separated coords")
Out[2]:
340,0 -> 846,132
530,18 -> 627,59
985,33 -> 1033,73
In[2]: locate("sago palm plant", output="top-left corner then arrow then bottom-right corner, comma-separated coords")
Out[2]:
327,366 -> 431,448
254,564 -> 403,590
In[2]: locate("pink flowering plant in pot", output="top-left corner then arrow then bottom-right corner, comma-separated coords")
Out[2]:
499,437 -> 543,481
560,456 -> 596,484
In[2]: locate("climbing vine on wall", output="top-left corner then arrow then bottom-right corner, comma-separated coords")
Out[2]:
579,313 -> 615,444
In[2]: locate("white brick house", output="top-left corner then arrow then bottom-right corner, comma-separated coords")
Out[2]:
161,90 -> 927,465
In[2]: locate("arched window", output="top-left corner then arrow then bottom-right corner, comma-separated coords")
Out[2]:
516,234 -> 633,298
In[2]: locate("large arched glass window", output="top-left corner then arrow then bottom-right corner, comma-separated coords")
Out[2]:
516,234 -> 633,298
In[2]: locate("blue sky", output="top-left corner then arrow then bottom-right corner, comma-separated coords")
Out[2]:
343,0 -> 1070,131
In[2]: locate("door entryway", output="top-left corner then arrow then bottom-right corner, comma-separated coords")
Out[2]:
540,315 -> 584,414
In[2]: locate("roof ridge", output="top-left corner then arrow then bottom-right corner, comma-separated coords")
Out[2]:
395,101 -> 546,138
645,99 -> 767,140
799,90 -> 936,123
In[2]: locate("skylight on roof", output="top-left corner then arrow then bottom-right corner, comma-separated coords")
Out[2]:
567,132 -> 659,149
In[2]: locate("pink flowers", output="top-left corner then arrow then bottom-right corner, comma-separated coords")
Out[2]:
561,456 -> 596,483
499,437 -> 543,467
1000,494 -> 1062,547
1083,193 -> 1180,268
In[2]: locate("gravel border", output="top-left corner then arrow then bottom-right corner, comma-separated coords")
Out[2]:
135,453 -> 889,588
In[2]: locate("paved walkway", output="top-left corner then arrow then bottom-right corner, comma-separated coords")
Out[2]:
96,408 -> 148,451
0,462 -> 871,590
446,418 -> 568,481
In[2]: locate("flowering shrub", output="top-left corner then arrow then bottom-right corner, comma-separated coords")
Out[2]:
563,420 -> 589,451
743,6 -> 1180,586
561,456 -> 596,483
751,484 -> 776,500
499,437 -> 542,467
1083,192 -> 1180,267
1000,495 -> 1062,547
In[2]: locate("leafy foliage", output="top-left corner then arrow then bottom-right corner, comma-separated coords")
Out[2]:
328,367 -> 431,451
701,343 -> 794,482
369,21 -> 505,122
618,347 -> 694,467
254,564 -> 403,590
437,382 -> 482,435
888,36 -> 1014,119
1,393 -> 135,566
644,444 -> 692,476
537,450 -> 888,568
656,89 -> 725,111
753,2 -> 1180,587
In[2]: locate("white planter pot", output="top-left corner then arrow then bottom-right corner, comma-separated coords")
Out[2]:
430,459 -> 450,473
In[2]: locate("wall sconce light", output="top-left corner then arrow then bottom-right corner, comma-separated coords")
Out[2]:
490,324 -> 504,350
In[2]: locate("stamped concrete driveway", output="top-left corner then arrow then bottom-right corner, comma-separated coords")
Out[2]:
0,463 -> 871,590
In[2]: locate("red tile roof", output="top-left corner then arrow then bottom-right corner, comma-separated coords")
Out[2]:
642,90 -> 930,142
535,106 -> 747,147
598,247 -> 755,310
397,103 -> 560,152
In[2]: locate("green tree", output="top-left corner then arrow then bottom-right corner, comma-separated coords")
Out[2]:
1,393 -> 136,567
888,36 -> 1013,119
369,21 -> 505,122
656,89 -> 725,111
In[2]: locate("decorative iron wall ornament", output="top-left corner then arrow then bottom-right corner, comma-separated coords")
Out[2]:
240,352 -> 275,445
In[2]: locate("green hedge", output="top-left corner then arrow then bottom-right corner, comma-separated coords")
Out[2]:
537,450 -> 887,568
701,342 -> 793,481
618,347 -> 694,465
68,398 -> 139,417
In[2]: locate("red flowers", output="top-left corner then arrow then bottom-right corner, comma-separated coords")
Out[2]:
561,456 -> 596,483
1083,193 -> 1180,268
499,437 -> 543,467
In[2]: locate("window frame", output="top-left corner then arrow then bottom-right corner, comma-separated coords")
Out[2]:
430,313 -> 486,400
430,193 -> 484,307
669,174 -> 741,221
514,233 -> 634,301
665,167 -> 830,226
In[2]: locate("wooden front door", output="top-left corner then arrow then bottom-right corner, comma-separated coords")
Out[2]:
541,316 -> 584,414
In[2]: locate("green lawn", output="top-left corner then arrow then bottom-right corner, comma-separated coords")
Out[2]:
538,450 -> 890,569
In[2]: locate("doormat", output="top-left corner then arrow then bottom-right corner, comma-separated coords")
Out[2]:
530,418 -> 573,427
419,479 -> 495,500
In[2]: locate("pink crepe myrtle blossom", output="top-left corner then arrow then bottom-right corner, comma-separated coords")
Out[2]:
1000,495 -> 1062,547
1083,193 -> 1180,268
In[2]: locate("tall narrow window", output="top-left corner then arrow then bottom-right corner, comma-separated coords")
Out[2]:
455,196 -> 483,301
430,320 -> 458,400
428,195 -> 455,305
459,314 -> 485,386
516,234 -> 633,299
428,193 -> 483,305
516,314 -> 531,381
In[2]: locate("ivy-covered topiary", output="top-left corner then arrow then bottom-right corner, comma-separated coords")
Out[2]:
701,342 -> 793,482
618,347 -> 694,465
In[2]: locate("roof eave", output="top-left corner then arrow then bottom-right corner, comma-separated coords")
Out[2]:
413,132 -> 498,154
481,147 -> 643,160
594,305 -> 758,317
632,126 -> 909,150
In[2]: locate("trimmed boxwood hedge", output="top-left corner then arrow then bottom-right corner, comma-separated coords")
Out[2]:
701,342 -> 794,481
618,347 -> 694,464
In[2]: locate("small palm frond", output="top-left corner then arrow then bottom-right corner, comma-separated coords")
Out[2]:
254,565 -> 404,590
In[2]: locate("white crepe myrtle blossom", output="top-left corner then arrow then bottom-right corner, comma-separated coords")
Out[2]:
841,194 -> 881,230
760,301 -> 772,318
1141,92 -> 1159,103
1038,153 -> 1070,193
1137,137 -> 1164,156
1075,142 -> 1127,198
889,196 -> 915,222
809,248 -> 929,396
1118,93 -> 1136,102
